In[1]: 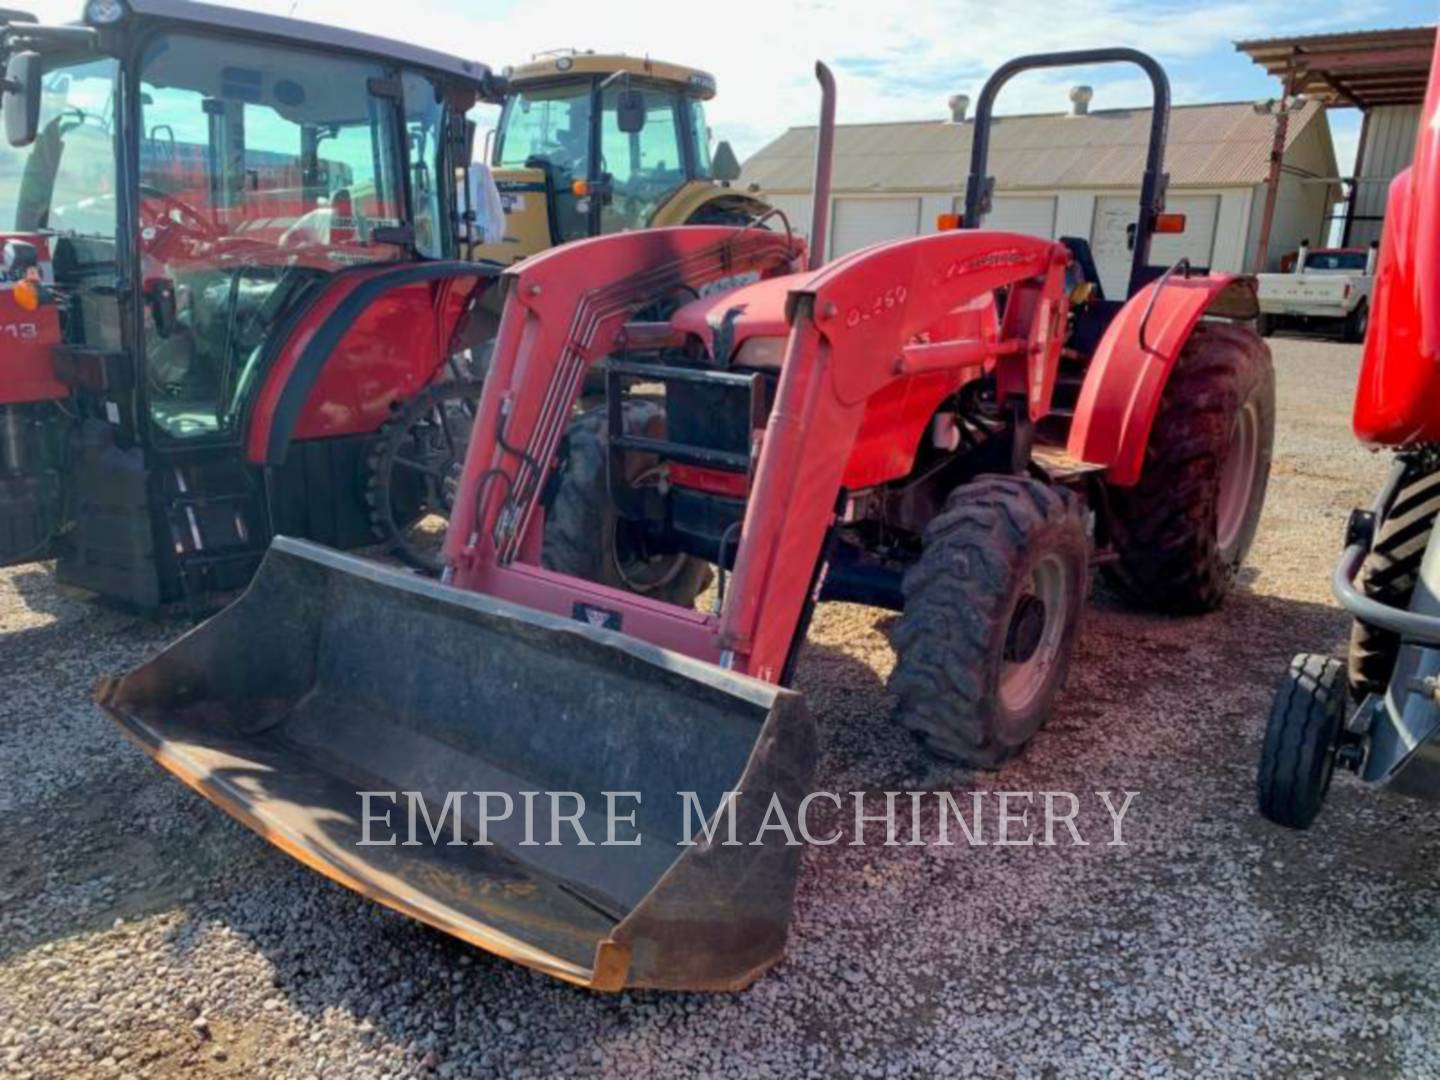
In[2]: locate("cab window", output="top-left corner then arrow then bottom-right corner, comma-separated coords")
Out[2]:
496,85 -> 591,176
495,84 -> 592,241
687,98 -> 712,179
404,72 -> 448,259
137,32 -> 408,441
598,86 -> 685,233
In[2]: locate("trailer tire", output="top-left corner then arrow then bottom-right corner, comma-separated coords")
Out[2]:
543,405 -> 711,608
1258,653 -> 1346,829
1348,461 -> 1440,698
889,476 -> 1089,767
1103,321 -> 1274,613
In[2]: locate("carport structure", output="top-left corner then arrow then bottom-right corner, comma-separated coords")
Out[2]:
1238,26 -> 1437,261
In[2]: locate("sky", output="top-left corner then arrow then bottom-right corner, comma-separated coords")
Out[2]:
13,0 -> 1437,175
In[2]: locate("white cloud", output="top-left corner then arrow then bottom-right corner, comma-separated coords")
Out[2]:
15,0 -> 1389,157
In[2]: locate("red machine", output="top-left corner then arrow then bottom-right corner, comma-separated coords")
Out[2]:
0,2 -> 501,605
105,51 -> 1275,990
1259,34 -> 1440,830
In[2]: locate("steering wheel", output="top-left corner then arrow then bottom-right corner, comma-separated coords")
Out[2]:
138,184 -> 215,244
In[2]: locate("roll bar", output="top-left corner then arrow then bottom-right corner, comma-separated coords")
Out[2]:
962,47 -> 1172,299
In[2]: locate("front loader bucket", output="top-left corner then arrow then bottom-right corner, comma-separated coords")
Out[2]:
97,538 -> 817,991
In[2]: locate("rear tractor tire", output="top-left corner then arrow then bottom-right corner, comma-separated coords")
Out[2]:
1258,653 -> 1348,829
1104,321 -> 1275,613
889,476 -> 1090,767
1348,460 -> 1440,699
366,381 -> 485,575
543,404 -> 711,608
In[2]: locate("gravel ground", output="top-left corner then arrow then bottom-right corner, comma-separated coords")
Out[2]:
2,335 -> 1439,1078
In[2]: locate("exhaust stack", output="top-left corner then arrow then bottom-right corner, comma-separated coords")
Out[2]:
809,61 -> 836,270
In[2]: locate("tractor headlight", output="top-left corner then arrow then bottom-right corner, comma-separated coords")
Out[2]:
84,0 -> 128,26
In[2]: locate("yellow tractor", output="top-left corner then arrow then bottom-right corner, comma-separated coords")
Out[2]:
472,51 -> 769,269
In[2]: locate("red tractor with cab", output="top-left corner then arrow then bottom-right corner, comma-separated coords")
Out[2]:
103,50 -> 1275,991
0,0 -> 504,606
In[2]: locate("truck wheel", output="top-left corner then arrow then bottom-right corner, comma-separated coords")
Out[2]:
366,381 -> 485,574
889,476 -> 1090,767
1344,300 -> 1370,344
543,405 -> 711,608
1104,322 -> 1275,613
1348,461 -> 1440,698
1256,313 -> 1275,337
1258,653 -> 1346,829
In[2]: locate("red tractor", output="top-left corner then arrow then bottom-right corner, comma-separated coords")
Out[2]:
0,1 -> 504,606
103,51 -> 1275,991
1259,35 -> 1440,830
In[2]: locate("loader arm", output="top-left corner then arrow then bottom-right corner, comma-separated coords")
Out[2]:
450,227 -> 1069,681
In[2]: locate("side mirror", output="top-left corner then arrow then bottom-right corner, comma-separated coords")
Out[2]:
712,140 -> 741,182
616,88 -> 646,134
4,51 -> 42,149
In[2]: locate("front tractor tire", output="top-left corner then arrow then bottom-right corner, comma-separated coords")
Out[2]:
1348,461 -> 1440,699
889,476 -> 1090,767
1104,321 -> 1275,613
542,404 -> 711,608
1258,653 -> 1347,829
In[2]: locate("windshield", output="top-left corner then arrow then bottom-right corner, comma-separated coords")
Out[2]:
135,32 -> 432,442
597,84 -> 687,234
496,84 -> 591,173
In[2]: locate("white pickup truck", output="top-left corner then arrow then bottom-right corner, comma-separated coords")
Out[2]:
1256,243 -> 1379,343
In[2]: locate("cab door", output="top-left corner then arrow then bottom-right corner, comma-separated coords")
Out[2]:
595,84 -> 687,234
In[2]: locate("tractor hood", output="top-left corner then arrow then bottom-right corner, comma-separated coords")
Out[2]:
670,273 -> 819,366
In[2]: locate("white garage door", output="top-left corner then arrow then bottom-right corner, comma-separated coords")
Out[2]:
831,197 -> 921,256
978,195 -> 1057,239
1090,194 -> 1220,298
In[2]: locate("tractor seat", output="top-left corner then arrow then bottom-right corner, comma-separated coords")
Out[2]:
670,274 -> 817,369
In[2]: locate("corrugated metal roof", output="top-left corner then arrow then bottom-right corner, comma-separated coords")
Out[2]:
741,100 -> 1327,194
1237,27 -> 1434,108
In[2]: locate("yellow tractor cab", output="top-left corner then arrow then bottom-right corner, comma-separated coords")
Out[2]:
473,52 -> 767,265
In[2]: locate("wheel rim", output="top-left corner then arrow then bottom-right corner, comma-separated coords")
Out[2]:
1217,397 -> 1261,555
999,554 -> 1070,716
384,395 -> 477,572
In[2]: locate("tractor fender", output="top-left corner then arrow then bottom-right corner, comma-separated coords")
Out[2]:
1066,273 -> 1259,487
246,262 -> 498,466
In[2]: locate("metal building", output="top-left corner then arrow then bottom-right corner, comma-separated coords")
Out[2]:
741,94 -> 1338,294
